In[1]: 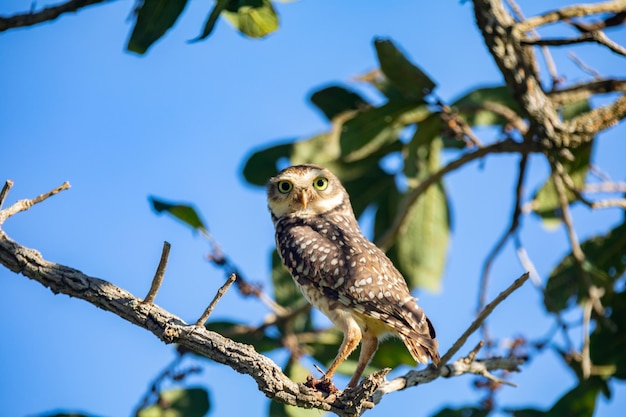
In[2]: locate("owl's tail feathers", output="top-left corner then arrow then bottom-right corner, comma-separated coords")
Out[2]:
400,300 -> 440,365
400,323 -> 440,365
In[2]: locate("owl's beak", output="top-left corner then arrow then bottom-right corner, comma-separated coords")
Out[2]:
295,190 -> 308,209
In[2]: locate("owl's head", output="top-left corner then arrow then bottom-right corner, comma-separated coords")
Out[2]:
267,164 -> 350,219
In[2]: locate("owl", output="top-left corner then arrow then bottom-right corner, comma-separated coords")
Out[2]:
267,164 -> 439,389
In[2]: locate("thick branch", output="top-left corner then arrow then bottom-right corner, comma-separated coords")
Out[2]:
0,183 -> 528,417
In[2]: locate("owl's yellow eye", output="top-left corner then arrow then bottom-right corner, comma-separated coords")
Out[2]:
313,177 -> 329,191
277,180 -> 293,194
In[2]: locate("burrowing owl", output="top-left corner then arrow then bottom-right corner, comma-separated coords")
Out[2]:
267,164 -> 439,389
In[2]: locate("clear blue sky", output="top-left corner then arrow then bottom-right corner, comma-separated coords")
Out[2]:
1,1 -> 625,416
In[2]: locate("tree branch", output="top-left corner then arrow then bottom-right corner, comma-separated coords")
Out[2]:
0,182 -> 529,417
514,0 -> 626,32
377,139 -> 543,251
0,0 -> 111,32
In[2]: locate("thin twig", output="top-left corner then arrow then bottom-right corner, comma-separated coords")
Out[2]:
0,180 -> 14,210
440,272 -> 530,367
195,274 -> 237,326
479,154 -> 528,315
0,0 -> 110,32
0,181 -> 70,225
143,241 -> 171,304
515,1 -> 626,32
373,352 -> 526,404
551,164 -> 605,317
520,31 -> 626,57
568,52 -> 602,79
377,139 -> 542,251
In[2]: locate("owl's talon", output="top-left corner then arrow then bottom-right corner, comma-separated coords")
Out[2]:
304,375 -> 340,394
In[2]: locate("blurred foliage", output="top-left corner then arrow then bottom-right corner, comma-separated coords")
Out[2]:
127,0 -> 281,54
138,387 -> 211,417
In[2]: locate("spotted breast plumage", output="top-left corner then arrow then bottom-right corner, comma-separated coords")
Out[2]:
267,164 -> 439,389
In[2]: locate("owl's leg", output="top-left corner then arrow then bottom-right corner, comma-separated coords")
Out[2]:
347,332 -> 378,388
324,318 -> 362,380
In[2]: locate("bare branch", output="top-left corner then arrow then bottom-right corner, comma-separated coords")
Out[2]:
373,352 -> 526,404
548,78 -> 626,105
0,0 -> 111,32
515,1 -> 626,32
520,31 -> 626,57
440,272 -> 530,367
196,274 -> 238,326
143,241 -> 171,305
0,180 -> 13,210
377,139 -> 543,251
0,183 -> 530,416
567,94 -> 626,141
0,181 -> 70,225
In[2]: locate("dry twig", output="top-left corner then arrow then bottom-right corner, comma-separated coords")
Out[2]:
143,241 -> 171,305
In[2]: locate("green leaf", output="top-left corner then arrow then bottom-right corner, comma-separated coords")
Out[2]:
561,99 -> 591,121
532,141 -> 592,226
193,0 -> 230,41
204,320 -> 281,352
508,409 -> 546,417
374,38 -> 436,101
431,406 -> 489,417
339,101 -> 429,161
544,220 -> 626,312
309,85 -> 370,120
127,0 -> 188,54
591,290 -> 626,379
269,359 -> 320,417
546,379 -> 600,417
149,196 -> 208,232
505,379 -> 602,417
41,414 -> 97,417
242,142 -> 293,186
451,85 -> 520,126
397,130 -> 450,292
138,387 -> 210,417
223,0 -> 279,38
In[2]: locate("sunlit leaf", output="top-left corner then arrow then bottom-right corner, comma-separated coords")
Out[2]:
127,0 -> 188,54
309,85 -> 371,120
339,101 -> 429,161
149,196 -> 208,232
544,220 -> 626,312
138,387 -> 210,417
204,320 -> 281,353
223,0 -> 279,38
452,85 -> 520,126
374,38 -> 436,101
532,141 -> 592,226
398,127 -> 449,291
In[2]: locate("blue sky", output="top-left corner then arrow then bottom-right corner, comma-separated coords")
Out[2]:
1,1 -> 625,416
